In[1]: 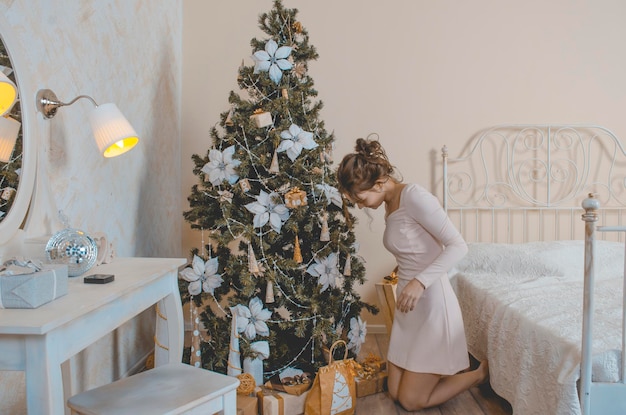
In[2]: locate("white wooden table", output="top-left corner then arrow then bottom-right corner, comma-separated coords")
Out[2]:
0,257 -> 186,415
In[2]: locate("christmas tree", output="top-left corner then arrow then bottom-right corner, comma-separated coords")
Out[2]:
182,0 -> 377,380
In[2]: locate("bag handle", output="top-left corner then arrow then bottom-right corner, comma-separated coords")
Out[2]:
328,339 -> 348,364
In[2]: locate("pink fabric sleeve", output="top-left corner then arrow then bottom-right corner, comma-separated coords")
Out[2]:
406,188 -> 468,288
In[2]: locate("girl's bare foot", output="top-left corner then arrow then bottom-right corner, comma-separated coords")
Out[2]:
477,360 -> 490,385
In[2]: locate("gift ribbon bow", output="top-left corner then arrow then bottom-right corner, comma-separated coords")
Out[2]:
384,270 -> 398,284
356,353 -> 384,379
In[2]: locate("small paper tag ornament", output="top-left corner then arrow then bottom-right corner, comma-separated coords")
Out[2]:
250,109 -> 273,128
285,187 -> 307,208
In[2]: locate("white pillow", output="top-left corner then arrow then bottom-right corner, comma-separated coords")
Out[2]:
455,240 -> 624,279
455,242 -> 562,277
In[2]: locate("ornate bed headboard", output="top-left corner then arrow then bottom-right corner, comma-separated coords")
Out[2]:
442,124 -> 626,243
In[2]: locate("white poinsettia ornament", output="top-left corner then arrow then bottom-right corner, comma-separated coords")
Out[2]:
347,316 -> 367,355
232,297 -> 272,340
245,190 -> 290,233
315,183 -> 343,208
201,145 -> 241,186
180,255 -> 223,295
252,39 -> 293,84
306,252 -> 342,292
277,124 -> 318,161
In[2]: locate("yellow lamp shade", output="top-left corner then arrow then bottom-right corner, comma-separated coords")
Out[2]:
89,103 -> 139,158
0,116 -> 20,163
0,71 -> 17,116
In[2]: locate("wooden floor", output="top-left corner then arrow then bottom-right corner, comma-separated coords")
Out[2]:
355,334 -> 512,415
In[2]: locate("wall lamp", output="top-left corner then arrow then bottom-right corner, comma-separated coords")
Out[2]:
0,115 -> 20,163
36,88 -> 139,158
0,71 -> 17,116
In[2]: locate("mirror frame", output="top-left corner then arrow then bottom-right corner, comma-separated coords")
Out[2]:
0,13 -> 36,245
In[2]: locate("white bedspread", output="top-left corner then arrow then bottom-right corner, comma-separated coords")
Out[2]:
451,240 -> 624,415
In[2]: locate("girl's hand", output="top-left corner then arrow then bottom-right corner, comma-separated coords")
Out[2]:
396,279 -> 425,313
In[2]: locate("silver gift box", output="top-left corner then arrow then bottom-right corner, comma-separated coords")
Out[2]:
0,264 -> 69,308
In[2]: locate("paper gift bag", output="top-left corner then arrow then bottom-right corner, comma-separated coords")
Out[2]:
304,340 -> 357,415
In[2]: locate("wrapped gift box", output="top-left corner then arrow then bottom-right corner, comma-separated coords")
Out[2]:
237,394 -> 258,415
0,264 -> 68,308
257,386 -> 308,415
355,371 -> 388,398
250,111 -> 273,128
265,374 -> 312,396
354,356 -> 387,398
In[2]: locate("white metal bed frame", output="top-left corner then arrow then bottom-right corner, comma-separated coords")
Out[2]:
442,124 -> 626,415
581,202 -> 626,415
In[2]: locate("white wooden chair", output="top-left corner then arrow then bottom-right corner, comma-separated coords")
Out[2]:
67,362 -> 239,415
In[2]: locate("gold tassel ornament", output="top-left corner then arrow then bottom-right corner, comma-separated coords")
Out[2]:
319,212 -> 330,242
265,280 -> 275,303
224,106 -> 234,126
293,235 -> 303,263
269,150 -> 280,173
248,244 -> 260,275
343,253 -> 352,276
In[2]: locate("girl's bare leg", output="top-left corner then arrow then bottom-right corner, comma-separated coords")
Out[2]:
387,360 -> 489,411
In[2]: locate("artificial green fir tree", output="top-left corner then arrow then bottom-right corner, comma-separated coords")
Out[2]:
182,0 -> 376,381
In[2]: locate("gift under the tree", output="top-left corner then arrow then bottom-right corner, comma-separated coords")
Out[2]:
257,386 -> 309,415
355,371 -> 388,398
265,370 -> 312,396
354,354 -> 388,398
0,262 -> 69,309
237,393 -> 258,415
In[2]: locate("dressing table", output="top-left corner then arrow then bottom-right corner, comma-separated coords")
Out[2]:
0,257 -> 186,415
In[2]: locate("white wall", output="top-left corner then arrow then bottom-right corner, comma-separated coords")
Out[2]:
182,0 -> 626,330
2,0 -> 182,259
0,1 -> 182,412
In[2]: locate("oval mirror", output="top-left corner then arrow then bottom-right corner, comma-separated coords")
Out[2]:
0,15 -> 36,245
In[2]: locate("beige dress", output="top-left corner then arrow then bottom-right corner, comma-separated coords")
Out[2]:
383,184 -> 469,375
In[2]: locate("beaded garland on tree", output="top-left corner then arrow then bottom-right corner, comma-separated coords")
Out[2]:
181,0 -> 376,380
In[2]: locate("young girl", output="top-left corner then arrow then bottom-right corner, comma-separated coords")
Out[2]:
336,137 -> 488,411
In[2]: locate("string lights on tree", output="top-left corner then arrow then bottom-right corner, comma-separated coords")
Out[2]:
182,0 -> 376,379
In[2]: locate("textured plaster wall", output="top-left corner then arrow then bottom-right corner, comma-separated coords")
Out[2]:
2,0 -> 182,258
0,1 -> 181,413
182,0 -> 626,331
